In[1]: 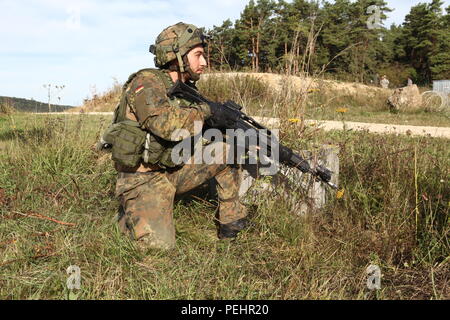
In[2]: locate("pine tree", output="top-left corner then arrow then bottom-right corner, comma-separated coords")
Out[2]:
235,0 -> 277,72
400,0 -> 448,83
429,5 -> 450,80
208,19 -> 235,70
318,0 -> 391,82
205,0 -> 447,83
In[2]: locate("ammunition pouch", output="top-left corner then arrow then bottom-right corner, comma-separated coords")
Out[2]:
103,120 -> 147,168
142,131 -> 178,168
102,120 -> 179,169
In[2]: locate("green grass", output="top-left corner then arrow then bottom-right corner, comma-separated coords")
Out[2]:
0,112 -> 448,300
304,89 -> 450,127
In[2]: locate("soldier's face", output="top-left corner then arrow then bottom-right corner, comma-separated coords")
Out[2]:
187,46 -> 207,75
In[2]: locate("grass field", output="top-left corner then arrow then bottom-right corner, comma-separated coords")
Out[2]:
0,109 -> 448,300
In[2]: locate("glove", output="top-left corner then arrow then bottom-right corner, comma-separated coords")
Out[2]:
206,102 -> 230,129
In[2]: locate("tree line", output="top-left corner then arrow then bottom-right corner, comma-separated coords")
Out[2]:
0,96 -> 73,113
205,0 -> 450,87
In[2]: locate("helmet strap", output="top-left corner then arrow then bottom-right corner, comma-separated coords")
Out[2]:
175,51 -> 185,73
167,56 -> 187,82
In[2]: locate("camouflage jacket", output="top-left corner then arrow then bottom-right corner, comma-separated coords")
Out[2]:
115,68 -> 211,173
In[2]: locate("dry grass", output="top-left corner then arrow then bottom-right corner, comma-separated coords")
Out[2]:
71,80 -> 122,113
0,74 -> 448,300
0,100 -> 16,116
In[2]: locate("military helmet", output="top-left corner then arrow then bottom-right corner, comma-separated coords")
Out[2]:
149,22 -> 208,72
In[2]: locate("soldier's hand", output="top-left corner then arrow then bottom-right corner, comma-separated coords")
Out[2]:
206,102 -> 231,129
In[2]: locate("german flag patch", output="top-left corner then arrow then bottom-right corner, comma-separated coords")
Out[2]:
135,85 -> 144,95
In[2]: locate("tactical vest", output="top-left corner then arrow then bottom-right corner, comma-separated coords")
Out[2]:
101,68 -> 183,169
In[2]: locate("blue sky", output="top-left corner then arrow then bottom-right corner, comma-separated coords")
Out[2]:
1,0 -> 449,106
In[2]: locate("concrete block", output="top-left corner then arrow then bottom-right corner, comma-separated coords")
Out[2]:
238,145 -> 340,215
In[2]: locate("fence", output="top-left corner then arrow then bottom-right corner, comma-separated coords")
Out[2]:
433,80 -> 450,94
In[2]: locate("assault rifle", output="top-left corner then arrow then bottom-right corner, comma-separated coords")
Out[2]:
168,80 -> 338,190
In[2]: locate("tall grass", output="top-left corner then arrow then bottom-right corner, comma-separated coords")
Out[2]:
0,83 -> 448,299
0,100 -> 16,116
80,79 -> 122,113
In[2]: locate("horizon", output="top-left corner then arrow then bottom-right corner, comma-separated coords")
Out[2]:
1,0 -> 449,106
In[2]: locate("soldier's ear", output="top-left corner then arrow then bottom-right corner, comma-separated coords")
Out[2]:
167,60 -> 179,72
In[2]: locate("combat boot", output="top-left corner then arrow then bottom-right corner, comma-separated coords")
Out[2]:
218,218 -> 249,239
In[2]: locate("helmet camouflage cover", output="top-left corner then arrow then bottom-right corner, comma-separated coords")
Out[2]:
149,22 -> 208,72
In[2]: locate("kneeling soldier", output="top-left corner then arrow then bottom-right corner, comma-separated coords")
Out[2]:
106,22 -> 249,249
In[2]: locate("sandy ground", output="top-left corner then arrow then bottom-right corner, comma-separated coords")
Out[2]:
75,72 -> 392,113
253,117 -> 450,139
305,119 -> 450,139
200,72 -> 393,97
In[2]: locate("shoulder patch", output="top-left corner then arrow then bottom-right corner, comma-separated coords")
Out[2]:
135,85 -> 145,95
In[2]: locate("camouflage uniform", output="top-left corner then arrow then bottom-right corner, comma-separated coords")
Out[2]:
114,58 -> 247,249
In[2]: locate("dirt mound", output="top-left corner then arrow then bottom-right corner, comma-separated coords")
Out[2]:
388,85 -> 423,112
200,72 -> 392,98
70,82 -> 122,113
72,72 -> 392,113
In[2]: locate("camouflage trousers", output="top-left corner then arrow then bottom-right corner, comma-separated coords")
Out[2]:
115,142 -> 247,249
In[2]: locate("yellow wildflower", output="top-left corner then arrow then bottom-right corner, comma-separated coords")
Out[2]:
288,118 -> 300,123
336,108 -> 349,113
336,189 -> 345,199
